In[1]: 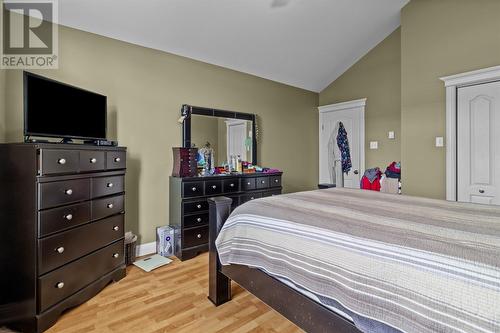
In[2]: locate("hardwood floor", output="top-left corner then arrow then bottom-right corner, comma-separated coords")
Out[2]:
45,253 -> 303,333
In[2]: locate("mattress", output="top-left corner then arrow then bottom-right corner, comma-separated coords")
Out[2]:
215,188 -> 500,333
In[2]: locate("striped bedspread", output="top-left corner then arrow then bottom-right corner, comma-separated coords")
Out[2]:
215,188 -> 500,333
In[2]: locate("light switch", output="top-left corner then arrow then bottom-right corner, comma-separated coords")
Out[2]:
370,141 -> 379,150
388,131 -> 395,139
435,137 -> 444,147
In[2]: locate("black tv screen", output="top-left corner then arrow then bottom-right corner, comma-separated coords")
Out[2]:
24,72 -> 107,140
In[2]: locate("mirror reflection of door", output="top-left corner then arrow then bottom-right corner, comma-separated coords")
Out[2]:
226,120 -> 249,163
190,115 -> 253,166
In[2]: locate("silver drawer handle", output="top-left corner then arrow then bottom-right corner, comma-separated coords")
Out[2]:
274,179 -> 279,183
57,158 -> 66,165
191,187 -> 197,192
196,217 -> 202,222
113,226 -> 119,231
90,158 -> 97,164
196,234 -> 202,239
107,183 -> 114,188
113,253 -> 120,258
65,189 -> 73,195
250,197 -> 255,200
230,183 -> 235,187
212,185 -> 217,189
196,204 -> 202,209
479,189 -> 485,194
107,203 -> 114,209
56,246 -> 65,254
261,180 -> 266,184
56,282 -> 65,289
247,182 -> 251,185
114,157 -> 121,163
64,214 -> 73,221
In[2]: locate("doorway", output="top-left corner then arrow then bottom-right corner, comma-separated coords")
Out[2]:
318,99 -> 366,189
457,81 -> 500,205
441,65 -> 500,205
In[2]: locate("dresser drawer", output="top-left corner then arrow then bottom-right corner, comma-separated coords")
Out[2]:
40,149 -> 79,175
183,200 -> 208,214
38,202 -> 91,237
269,175 -> 282,188
240,192 -> 262,204
241,178 -> 256,191
39,179 -> 90,210
223,179 -> 239,193
262,189 -> 282,197
256,177 -> 269,189
183,213 -> 208,229
106,151 -> 126,170
183,226 -> 208,248
92,175 -> 124,198
38,240 -> 124,312
183,181 -> 204,198
38,214 -> 124,275
205,180 -> 222,195
80,151 -> 105,172
92,195 -> 124,220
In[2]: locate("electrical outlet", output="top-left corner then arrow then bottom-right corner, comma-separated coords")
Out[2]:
388,131 -> 395,139
435,137 -> 444,147
370,141 -> 379,150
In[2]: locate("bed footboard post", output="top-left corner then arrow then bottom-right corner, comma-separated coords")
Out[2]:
208,196 -> 233,306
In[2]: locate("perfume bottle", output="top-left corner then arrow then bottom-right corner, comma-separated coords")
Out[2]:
236,155 -> 242,173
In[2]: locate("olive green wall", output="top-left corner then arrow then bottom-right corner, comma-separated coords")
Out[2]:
319,28 -> 401,171
0,70 -> 5,141
401,0 -> 500,199
2,25 -> 318,244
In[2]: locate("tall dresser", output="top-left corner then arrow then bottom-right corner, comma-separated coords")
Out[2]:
169,172 -> 282,261
0,143 -> 127,333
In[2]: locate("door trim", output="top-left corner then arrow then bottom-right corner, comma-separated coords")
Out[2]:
440,65 -> 500,201
317,98 -> 366,185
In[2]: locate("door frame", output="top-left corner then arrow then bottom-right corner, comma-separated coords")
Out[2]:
317,98 -> 366,185
440,65 -> 500,201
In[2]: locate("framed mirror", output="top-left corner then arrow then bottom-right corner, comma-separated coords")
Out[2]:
181,105 -> 257,166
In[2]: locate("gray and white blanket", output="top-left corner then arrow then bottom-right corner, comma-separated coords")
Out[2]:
215,188 -> 500,333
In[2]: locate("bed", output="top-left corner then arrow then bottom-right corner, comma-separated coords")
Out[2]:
207,188 -> 500,333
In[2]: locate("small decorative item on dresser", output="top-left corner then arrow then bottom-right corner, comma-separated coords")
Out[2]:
172,147 -> 197,177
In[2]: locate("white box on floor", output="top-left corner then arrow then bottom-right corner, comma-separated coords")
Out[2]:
156,226 -> 175,257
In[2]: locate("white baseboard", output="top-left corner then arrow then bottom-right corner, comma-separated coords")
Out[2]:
135,241 -> 156,257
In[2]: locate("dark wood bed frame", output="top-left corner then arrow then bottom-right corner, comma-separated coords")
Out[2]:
207,197 -> 361,333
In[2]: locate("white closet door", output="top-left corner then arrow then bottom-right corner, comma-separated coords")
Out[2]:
457,81 -> 500,205
319,107 -> 364,188
226,121 -> 247,162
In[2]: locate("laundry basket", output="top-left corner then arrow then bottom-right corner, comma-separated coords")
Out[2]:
125,232 -> 138,265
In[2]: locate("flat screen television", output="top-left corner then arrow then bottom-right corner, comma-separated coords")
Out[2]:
24,72 -> 107,140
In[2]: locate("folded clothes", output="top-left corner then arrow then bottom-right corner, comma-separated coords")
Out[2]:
385,170 -> 401,179
387,161 -> 401,174
263,168 -> 281,173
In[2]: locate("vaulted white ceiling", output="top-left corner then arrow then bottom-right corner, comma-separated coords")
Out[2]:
58,0 -> 408,92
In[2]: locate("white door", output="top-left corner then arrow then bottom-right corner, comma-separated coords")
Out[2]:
319,100 -> 365,188
226,120 -> 247,162
457,81 -> 500,205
